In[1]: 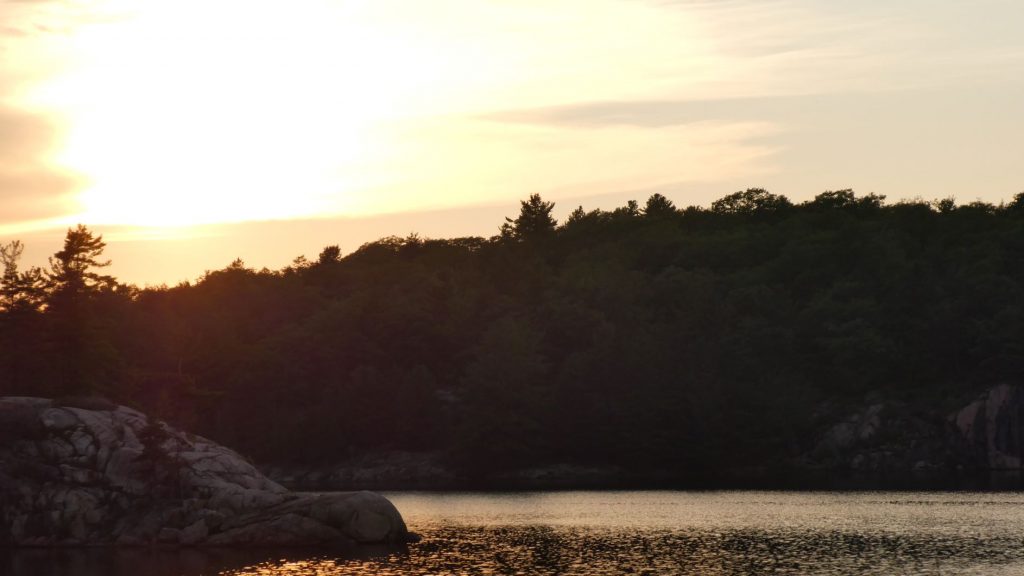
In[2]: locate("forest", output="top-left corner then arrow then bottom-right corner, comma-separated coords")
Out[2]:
2,188 -> 1023,481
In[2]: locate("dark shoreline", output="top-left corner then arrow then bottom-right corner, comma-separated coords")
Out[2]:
266,463 -> 1024,493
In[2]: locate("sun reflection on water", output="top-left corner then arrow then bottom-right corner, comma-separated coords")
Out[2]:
221,523 -> 1024,576
6,492 -> 1024,576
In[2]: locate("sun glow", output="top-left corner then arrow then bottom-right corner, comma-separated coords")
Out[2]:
11,0 -> 785,237
24,1 -> 456,227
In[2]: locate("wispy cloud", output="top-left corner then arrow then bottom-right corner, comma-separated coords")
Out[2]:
0,0 -> 128,37
484,97 -> 786,128
3,0 -> 1024,241
629,0 -> 1024,99
0,0 -> 134,235
0,106 -> 81,227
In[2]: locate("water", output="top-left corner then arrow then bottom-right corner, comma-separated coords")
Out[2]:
6,491 -> 1024,575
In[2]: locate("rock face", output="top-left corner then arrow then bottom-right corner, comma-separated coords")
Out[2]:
807,400 -> 953,474
0,397 -> 410,546
802,384 -> 1024,479
953,383 -> 1024,469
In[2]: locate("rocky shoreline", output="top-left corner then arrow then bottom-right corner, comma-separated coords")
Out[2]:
4,383 -> 1023,548
267,384 -> 1024,492
0,397 -> 411,547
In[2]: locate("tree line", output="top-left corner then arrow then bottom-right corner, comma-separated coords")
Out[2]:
2,189 -> 1023,479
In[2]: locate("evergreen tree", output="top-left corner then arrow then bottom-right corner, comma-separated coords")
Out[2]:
0,240 -> 45,312
501,194 -> 557,240
45,225 -> 119,395
48,224 -> 114,295
643,193 -> 677,217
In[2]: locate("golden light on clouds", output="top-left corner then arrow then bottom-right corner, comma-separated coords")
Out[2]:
10,0 -> 751,230
1,0 -> 1021,283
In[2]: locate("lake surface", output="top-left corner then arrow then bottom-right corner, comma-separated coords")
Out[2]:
6,491 -> 1024,575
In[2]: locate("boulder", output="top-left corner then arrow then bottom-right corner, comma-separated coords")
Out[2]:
0,397 -> 410,546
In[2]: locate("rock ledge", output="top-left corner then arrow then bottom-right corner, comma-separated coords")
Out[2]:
0,397 -> 409,546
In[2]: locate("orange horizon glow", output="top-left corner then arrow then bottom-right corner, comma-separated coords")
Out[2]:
1,0 -> 1022,283
4,0 -> 788,233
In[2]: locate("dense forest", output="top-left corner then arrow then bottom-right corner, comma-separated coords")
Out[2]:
2,189 -> 1023,481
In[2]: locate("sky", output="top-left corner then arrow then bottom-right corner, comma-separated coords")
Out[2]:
1,0 -> 1023,285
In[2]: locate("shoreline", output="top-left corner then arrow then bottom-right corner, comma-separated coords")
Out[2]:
264,456 -> 1024,493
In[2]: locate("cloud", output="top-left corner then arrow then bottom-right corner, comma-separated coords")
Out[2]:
0,106 -> 81,224
482,95 -> 819,129
483,99 -> 753,128
0,0 -> 96,230
0,0 -> 127,40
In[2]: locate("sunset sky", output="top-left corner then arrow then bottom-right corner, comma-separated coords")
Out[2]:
2,0 -> 1022,285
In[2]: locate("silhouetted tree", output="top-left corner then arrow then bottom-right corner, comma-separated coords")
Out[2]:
643,193 -> 677,217
933,197 -> 957,213
48,225 -> 114,296
45,225 -> 119,395
0,240 -> 44,312
612,199 -> 641,218
712,187 -> 792,214
565,206 -> 587,226
3,188 -> 1024,485
962,200 -> 997,214
501,194 -> 557,240
318,245 -> 341,264
0,240 -> 48,394
1006,191 -> 1024,213
809,189 -> 857,210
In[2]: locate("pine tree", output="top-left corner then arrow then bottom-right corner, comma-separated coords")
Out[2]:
501,194 -> 557,240
46,225 -> 119,395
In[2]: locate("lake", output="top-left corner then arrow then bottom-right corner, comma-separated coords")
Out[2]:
5,491 -> 1024,575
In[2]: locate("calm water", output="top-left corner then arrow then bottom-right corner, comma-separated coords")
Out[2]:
6,491 -> 1024,575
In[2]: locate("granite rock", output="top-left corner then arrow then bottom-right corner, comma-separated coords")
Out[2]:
0,397 -> 410,546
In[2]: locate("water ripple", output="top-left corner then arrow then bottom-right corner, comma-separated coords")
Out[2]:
6,492 -> 1024,575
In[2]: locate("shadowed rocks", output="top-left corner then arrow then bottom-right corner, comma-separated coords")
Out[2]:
0,397 -> 410,547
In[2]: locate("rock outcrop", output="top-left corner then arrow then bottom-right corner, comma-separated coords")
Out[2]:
807,400 -> 953,474
953,383 -> 1024,470
0,397 -> 410,546
801,383 -> 1024,480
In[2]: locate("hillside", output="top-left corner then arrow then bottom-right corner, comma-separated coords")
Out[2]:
2,189 -> 1023,485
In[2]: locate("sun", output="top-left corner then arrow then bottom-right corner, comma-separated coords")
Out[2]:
24,0 -> 448,228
